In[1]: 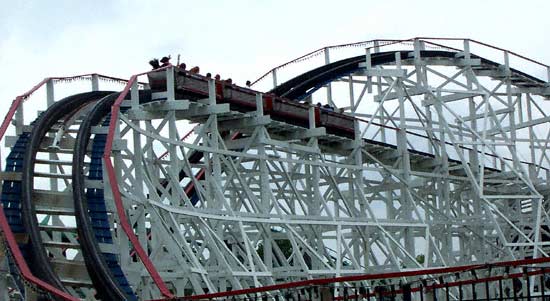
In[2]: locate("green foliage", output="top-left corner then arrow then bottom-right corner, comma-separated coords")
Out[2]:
257,239 -> 293,259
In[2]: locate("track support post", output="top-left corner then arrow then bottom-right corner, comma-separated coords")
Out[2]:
91,74 -> 99,91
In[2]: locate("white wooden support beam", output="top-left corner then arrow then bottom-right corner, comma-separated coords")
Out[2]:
15,101 -> 24,136
272,69 -> 277,88
141,100 -> 189,111
217,115 -> 271,131
325,47 -> 334,107
46,79 -> 54,106
472,68 -> 508,78
363,69 -> 406,78
374,86 -> 426,102
166,67 -> 175,102
131,80 -> 139,110
422,92 -> 485,106
365,49 -> 373,94
111,138 -> 127,151
91,74 -> 99,91
280,127 -> 327,140
265,138 -> 320,155
91,126 -> 109,134
256,93 -> 263,116
486,115 -> 550,135
373,40 -> 380,53
127,103 -> 228,120
224,137 -> 254,150
460,107 -> 512,122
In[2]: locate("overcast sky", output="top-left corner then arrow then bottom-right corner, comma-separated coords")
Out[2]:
1,0 -> 549,109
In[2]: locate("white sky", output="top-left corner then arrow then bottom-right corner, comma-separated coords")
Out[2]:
1,0 -> 549,110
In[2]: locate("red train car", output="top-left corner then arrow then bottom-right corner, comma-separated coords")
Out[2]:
148,68 -> 355,138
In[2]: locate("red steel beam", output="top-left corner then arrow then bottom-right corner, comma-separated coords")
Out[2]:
153,256 -> 550,300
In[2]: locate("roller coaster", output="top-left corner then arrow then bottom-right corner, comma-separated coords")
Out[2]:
1,38 -> 550,300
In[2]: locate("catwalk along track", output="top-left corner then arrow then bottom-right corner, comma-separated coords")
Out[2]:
2,38 -> 550,300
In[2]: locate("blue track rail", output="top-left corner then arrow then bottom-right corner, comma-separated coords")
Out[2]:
1,132 -> 30,298
87,114 -> 136,300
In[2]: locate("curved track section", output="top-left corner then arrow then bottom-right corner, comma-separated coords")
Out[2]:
270,50 -> 546,100
73,93 -> 137,300
20,91 -> 113,299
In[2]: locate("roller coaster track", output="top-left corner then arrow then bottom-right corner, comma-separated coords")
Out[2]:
2,38 -> 550,300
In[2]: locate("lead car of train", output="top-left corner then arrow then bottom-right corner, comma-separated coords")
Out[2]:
148,67 -> 356,139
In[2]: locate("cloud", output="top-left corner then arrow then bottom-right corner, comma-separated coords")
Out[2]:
1,0 -> 549,108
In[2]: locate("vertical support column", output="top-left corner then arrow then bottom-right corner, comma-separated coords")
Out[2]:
207,77 -> 224,288
416,40 -> 439,261
373,40 -> 380,53
526,93 -> 542,266
368,47 -> 386,143
394,52 -> 415,261
440,110 -> 451,262
208,79 -> 221,186
166,67 -> 175,102
256,93 -> 272,269
14,100 -> 24,137
131,80 -> 140,110
336,223 -> 342,277
464,39 -> 482,262
131,80 -> 147,249
113,108 -> 122,186
413,39 -> 424,87
348,75 -> 355,109
91,74 -> 100,91
46,79 -> 55,106
521,93 -> 536,180
422,42 -> 451,263
108,96 -> 132,284
348,73 -> 362,264
526,94 -> 537,178
365,49 -> 373,94
503,52 -> 520,170
354,114 -> 368,270
272,69 -> 278,89
309,104 -> 322,271
325,47 -> 334,107
45,79 -> 58,190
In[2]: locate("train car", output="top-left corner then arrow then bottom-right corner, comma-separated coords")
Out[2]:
147,70 -> 167,91
148,68 -> 356,138
267,97 -> 310,129
318,109 -> 355,139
